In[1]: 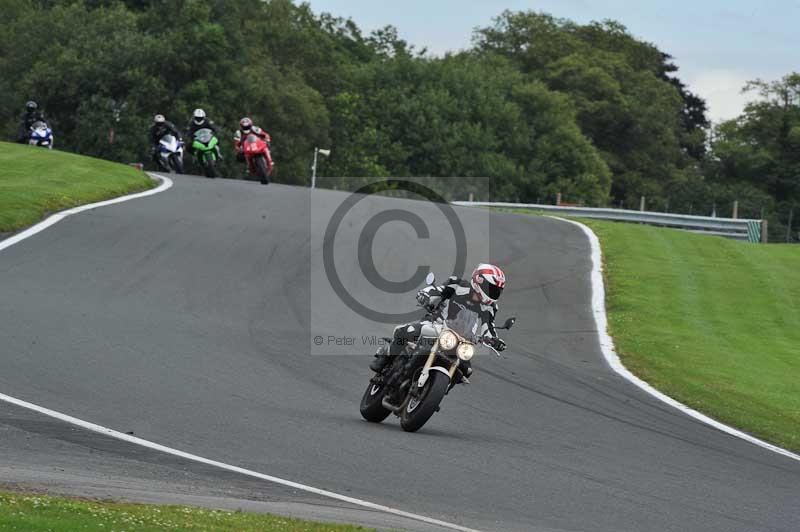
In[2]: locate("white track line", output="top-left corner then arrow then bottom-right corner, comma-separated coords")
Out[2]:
0,392 -> 479,532
0,172 -> 480,532
553,216 -> 800,464
0,173 -> 173,252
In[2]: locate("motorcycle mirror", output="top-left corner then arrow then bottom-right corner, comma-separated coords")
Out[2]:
425,272 -> 436,286
501,317 -> 516,330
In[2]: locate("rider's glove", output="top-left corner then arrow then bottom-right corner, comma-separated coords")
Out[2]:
489,337 -> 506,352
416,290 -> 430,308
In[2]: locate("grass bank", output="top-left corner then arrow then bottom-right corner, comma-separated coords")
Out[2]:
512,209 -> 800,452
0,491 -> 373,531
0,142 -> 153,233
588,220 -> 800,451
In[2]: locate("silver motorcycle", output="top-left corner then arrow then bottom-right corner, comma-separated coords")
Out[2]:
360,273 -> 515,432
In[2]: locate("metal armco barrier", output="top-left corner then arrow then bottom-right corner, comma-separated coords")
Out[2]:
452,201 -> 766,243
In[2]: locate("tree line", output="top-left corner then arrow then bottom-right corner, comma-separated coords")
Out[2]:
1,0 -> 796,240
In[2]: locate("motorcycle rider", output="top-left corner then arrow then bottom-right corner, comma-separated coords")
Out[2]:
233,117 -> 273,174
370,264 -> 508,382
148,114 -> 182,166
17,101 -> 46,143
185,108 -> 221,159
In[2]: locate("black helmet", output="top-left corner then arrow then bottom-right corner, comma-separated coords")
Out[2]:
26,101 -> 38,112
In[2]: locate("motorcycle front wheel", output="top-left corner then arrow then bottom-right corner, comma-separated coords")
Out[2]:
203,156 -> 217,178
399,371 -> 449,432
360,381 -> 391,423
157,156 -> 170,173
254,155 -> 269,185
170,153 -> 184,174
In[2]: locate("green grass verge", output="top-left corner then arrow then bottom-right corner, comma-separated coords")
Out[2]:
0,491 -> 374,531
510,209 -> 800,452
0,142 -> 154,233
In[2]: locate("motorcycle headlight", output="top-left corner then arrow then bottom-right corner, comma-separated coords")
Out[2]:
438,330 -> 458,351
457,343 -> 474,361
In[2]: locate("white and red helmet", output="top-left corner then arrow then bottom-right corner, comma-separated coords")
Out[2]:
470,263 -> 506,305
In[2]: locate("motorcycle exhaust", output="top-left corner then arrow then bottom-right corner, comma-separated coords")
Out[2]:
381,397 -> 403,413
382,379 -> 412,413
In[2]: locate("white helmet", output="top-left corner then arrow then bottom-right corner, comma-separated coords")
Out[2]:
192,108 -> 206,124
470,263 -> 506,305
153,114 -> 165,123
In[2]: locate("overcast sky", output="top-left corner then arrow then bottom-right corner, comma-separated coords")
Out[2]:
305,0 -> 799,123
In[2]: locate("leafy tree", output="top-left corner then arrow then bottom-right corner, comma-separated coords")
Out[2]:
0,1 -> 704,209
473,11 -> 707,208
707,73 -> 800,240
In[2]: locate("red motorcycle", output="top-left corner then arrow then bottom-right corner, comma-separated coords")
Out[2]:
242,133 -> 273,185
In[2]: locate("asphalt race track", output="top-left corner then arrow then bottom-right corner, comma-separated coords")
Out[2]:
1,174 -> 798,531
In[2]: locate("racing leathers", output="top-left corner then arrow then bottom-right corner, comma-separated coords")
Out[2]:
185,117 -> 218,139
233,125 -> 272,162
185,118 -> 220,157
233,125 -> 272,153
370,276 -> 506,380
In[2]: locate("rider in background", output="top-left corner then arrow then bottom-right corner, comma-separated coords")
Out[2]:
148,114 -> 182,164
185,108 -> 221,158
17,101 -> 45,143
233,117 -> 273,173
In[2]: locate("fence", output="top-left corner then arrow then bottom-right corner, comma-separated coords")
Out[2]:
452,201 -> 767,243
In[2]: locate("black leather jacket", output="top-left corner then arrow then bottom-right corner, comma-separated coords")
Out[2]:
185,118 -> 218,140
18,111 -> 46,143
149,121 -> 182,145
420,277 -> 499,340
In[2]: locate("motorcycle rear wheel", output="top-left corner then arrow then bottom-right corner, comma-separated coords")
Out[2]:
399,371 -> 449,432
360,382 -> 391,423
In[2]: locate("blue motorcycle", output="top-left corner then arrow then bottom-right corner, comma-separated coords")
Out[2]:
28,121 -> 54,149
157,134 -> 185,173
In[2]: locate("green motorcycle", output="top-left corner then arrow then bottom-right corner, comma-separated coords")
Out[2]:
192,128 -> 219,178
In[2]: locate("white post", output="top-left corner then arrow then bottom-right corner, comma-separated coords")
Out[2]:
311,147 -> 319,189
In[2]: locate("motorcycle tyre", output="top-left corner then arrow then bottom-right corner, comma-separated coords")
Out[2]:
360,381 -> 391,423
399,371 -> 449,433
